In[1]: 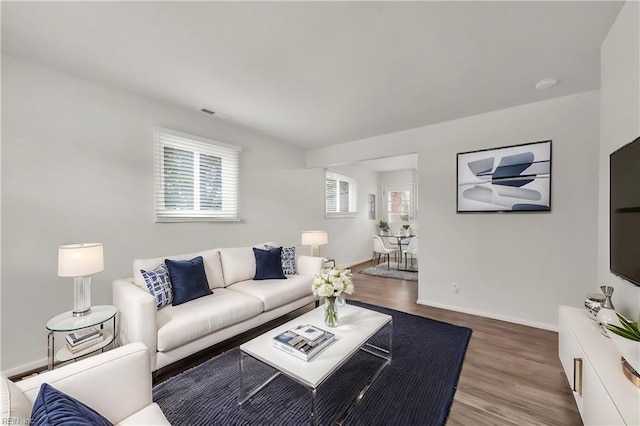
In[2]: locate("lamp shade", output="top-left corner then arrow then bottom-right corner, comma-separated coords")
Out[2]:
58,243 -> 104,277
301,231 -> 328,246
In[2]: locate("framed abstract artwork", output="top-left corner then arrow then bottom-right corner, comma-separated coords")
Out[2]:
368,194 -> 376,220
457,140 -> 552,213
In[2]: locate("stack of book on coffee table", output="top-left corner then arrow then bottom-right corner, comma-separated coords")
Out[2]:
65,327 -> 105,354
272,324 -> 335,361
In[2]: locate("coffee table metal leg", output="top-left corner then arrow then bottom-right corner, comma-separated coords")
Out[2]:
310,387 -> 317,425
238,351 -> 281,406
336,319 -> 393,424
386,319 -> 393,361
361,319 -> 393,362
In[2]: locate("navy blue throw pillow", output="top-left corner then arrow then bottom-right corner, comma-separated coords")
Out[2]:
31,383 -> 112,426
253,247 -> 287,280
165,256 -> 212,305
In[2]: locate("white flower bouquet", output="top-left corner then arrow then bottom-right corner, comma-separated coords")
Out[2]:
312,267 -> 354,327
311,267 -> 355,299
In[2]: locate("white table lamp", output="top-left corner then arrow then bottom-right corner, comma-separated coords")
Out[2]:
301,231 -> 328,257
58,243 -> 104,317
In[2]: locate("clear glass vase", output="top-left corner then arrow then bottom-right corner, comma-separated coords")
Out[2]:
324,297 -> 339,328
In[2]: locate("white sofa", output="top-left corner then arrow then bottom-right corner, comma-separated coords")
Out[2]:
113,243 -> 324,371
1,343 -> 169,425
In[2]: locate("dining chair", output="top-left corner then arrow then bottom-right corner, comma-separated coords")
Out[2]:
403,236 -> 418,270
372,235 -> 399,270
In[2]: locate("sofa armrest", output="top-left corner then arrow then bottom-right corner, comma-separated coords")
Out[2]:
296,255 -> 324,276
16,343 -> 153,424
113,279 -> 158,369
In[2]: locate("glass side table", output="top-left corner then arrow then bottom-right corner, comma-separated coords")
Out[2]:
323,259 -> 336,268
46,305 -> 117,370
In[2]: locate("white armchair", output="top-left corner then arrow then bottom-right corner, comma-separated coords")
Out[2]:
2,343 -> 169,425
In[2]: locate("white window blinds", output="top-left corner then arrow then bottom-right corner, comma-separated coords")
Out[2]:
325,170 -> 356,217
155,128 -> 241,222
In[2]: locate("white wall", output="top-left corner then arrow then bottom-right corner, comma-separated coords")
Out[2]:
308,91 -> 601,330
0,56 -> 373,373
598,1 -> 640,318
320,164 -> 379,267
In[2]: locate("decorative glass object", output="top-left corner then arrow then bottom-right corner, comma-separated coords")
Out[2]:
596,285 -> 615,337
584,293 -> 605,320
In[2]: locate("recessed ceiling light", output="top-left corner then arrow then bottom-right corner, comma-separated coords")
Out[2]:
201,108 -> 215,115
535,78 -> 559,90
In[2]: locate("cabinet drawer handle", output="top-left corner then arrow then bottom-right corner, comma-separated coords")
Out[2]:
573,357 -> 583,395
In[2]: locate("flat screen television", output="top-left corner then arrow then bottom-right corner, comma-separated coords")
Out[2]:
610,136 -> 640,287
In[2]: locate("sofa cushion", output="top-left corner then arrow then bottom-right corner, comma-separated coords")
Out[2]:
219,247 -> 256,286
31,383 -> 112,426
156,289 -> 264,352
140,264 -> 173,309
116,403 -> 169,425
165,257 -> 212,306
253,247 -> 286,280
1,377 -> 30,421
133,248 -> 224,291
228,274 -> 313,311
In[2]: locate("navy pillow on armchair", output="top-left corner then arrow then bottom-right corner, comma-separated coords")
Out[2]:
165,256 -> 212,305
253,247 -> 287,280
31,383 -> 112,426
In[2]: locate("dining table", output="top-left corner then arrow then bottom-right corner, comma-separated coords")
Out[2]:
385,234 -> 417,271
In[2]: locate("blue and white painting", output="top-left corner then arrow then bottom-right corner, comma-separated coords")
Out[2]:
457,140 -> 551,212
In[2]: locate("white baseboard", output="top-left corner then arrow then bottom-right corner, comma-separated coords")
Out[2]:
416,299 -> 558,332
2,356 -> 48,378
342,258 -> 372,268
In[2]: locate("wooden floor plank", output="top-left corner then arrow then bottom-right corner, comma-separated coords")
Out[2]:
154,261 -> 583,425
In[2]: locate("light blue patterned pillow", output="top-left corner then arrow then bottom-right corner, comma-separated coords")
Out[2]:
281,246 -> 296,275
140,264 -> 173,309
266,245 -> 296,275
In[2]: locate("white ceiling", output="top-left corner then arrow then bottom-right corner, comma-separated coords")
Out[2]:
1,1 -> 624,150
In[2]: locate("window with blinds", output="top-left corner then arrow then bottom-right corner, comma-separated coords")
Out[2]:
325,170 -> 356,217
155,128 -> 241,222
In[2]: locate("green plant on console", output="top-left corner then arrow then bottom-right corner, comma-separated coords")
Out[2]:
606,312 -> 640,341
378,220 -> 389,233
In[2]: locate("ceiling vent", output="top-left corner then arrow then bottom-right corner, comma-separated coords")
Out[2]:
200,108 -> 230,120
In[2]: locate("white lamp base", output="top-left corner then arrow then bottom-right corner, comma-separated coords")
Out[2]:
73,276 -> 92,317
310,245 -> 320,257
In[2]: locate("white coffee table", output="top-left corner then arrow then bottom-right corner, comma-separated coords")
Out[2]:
239,304 -> 393,425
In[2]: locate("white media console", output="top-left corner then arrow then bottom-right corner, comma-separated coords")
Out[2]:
558,305 -> 640,425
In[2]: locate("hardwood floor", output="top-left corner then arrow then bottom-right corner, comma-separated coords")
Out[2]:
154,261 -> 583,425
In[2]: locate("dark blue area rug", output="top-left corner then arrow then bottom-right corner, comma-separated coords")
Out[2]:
153,301 -> 472,425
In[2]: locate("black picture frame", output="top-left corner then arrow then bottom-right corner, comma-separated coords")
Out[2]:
456,140 -> 552,213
